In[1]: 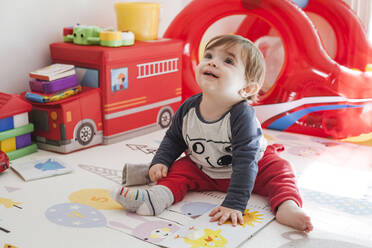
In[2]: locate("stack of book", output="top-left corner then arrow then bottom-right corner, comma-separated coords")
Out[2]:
26,64 -> 81,103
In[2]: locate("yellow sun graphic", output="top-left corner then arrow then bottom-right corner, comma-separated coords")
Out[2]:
225,209 -> 264,227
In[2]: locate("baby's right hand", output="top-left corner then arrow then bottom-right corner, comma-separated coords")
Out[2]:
149,163 -> 168,182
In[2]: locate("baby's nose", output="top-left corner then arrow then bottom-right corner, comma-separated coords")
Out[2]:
208,61 -> 217,67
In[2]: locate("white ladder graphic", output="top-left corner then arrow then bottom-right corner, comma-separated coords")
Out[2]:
137,58 -> 178,79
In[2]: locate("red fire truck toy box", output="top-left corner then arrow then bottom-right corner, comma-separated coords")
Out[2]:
29,39 -> 183,153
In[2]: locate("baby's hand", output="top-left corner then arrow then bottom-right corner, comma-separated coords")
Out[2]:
149,163 -> 168,182
209,206 -> 244,227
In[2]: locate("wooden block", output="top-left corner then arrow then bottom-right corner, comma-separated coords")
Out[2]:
13,112 -> 29,128
0,116 -> 14,132
0,137 -> 16,153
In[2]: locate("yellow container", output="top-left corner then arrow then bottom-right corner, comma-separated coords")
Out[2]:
114,2 -> 160,41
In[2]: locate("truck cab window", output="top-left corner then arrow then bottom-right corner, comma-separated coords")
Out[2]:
75,67 -> 99,88
111,67 -> 129,92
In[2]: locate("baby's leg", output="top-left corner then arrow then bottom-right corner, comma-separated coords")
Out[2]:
116,156 -> 218,215
115,185 -> 173,216
253,144 -> 313,232
157,156 -> 222,202
276,200 -> 313,233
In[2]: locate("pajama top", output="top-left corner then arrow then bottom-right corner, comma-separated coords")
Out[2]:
151,93 -> 267,211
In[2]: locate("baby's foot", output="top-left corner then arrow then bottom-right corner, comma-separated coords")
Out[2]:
276,200 -> 313,233
115,185 -> 173,216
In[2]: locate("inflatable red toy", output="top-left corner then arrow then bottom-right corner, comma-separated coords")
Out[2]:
164,0 -> 372,139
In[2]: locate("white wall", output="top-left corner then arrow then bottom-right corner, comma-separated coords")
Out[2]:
343,0 -> 371,33
0,0 -> 190,94
1,0 -> 371,95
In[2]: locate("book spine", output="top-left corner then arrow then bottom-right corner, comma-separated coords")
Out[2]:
29,79 -> 45,93
43,74 -> 78,93
29,73 -> 50,81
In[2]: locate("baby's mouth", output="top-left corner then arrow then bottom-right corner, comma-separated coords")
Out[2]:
203,71 -> 219,78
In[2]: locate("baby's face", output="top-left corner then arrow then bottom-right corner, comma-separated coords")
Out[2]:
196,44 -> 248,103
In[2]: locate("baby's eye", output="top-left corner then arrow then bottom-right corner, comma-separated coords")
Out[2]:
204,53 -> 212,59
224,57 -> 234,65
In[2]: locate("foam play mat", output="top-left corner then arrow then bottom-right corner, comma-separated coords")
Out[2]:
1,129 -> 372,248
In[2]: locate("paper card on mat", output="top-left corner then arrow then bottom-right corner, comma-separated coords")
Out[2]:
106,211 -> 183,246
168,191 -> 224,218
160,199 -> 274,248
169,191 -> 272,218
11,158 -> 73,181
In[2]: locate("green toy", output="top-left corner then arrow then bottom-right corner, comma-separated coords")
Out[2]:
63,25 -> 135,47
64,26 -> 102,45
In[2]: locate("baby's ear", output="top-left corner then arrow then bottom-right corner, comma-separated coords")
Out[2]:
239,82 -> 260,98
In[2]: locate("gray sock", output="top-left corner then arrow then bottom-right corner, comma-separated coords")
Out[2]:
115,185 -> 174,216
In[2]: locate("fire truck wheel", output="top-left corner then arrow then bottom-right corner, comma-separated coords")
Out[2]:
76,123 -> 95,146
159,109 -> 172,128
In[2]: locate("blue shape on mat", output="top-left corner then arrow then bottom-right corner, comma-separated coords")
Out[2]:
292,0 -> 309,8
268,104 -> 364,131
34,159 -> 65,171
303,189 -> 372,216
45,203 -> 106,228
180,202 -> 217,218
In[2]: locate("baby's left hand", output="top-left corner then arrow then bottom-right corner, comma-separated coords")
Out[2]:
209,206 -> 244,227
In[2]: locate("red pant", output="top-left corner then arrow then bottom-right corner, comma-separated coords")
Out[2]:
157,144 -> 302,213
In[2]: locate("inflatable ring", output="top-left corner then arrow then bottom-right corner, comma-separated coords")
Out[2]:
164,0 -> 372,139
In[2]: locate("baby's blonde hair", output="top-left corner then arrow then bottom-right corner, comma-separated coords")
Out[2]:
204,34 -> 266,102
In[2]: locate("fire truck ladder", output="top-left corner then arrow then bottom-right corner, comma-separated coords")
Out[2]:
137,58 -> 179,79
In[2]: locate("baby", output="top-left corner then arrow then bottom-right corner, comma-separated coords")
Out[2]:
116,34 -> 313,232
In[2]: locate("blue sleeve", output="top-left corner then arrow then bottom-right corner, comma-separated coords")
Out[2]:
150,94 -> 200,168
221,102 -> 262,212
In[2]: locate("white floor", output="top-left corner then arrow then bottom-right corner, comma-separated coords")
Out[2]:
1,128 -> 372,248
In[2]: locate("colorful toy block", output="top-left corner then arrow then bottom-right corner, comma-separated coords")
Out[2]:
13,112 -> 29,128
16,133 -> 32,149
0,117 -> 13,132
0,92 -> 37,160
0,138 -> 16,153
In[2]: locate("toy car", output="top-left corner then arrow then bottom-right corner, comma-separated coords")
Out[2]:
0,151 -> 10,173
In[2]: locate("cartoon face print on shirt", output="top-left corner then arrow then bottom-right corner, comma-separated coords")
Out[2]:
186,135 -> 233,168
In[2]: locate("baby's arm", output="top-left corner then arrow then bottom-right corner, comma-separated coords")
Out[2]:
218,103 -> 264,220
150,113 -> 187,168
150,96 -> 197,170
